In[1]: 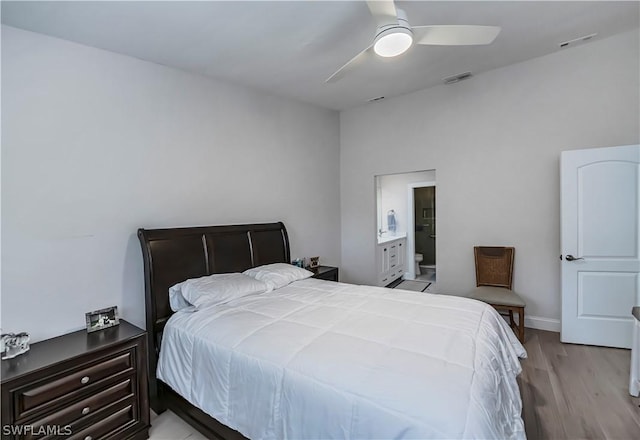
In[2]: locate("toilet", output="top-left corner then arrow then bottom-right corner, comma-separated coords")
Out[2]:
415,253 -> 423,275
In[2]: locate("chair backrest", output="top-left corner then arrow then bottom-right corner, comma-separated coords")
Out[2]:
474,246 -> 514,289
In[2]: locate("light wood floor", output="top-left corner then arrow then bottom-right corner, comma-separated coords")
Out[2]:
520,328 -> 640,439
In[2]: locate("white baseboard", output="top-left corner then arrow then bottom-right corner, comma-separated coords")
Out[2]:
525,315 -> 560,333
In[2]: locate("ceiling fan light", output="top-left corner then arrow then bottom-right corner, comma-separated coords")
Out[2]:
373,28 -> 413,57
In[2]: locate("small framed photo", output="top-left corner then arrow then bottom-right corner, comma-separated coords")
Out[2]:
85,306 -> 120,333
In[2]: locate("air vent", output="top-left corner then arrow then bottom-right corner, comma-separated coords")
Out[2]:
559,33 -> 597,49
443,72 -> 473,85
368,96 -> 385,102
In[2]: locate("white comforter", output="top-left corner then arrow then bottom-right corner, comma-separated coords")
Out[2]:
158,279 -> 527,439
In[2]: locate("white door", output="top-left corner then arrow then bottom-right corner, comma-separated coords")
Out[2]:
561,144 -> 640,348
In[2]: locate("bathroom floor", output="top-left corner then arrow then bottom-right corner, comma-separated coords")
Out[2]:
415,266 -> 436,283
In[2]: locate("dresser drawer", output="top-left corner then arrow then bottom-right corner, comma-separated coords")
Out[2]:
68,398 -> 136,440
25,379 -> 134,440
14,351 -> 134,421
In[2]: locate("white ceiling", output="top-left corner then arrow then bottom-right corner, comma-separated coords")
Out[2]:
2,1 -> 639,110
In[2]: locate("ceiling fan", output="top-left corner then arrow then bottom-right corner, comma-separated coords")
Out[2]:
325,0 -> 501,83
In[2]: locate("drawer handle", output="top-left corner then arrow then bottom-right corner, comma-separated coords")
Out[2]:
84,436 -> 92,440
82,406 -> 91,415
81,376 -> 90,385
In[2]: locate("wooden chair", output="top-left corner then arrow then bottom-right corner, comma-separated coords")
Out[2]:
469,246 -> 526,343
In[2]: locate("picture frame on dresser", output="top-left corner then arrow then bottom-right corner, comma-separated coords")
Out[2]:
85,305 -> 120,333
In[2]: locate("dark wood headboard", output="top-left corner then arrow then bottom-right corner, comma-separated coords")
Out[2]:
137,222 -> 290,410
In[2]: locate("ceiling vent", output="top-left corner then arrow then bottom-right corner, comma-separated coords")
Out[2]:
368,96 -> 385,102
559,33 -> 597,49
443,72 -> 473,85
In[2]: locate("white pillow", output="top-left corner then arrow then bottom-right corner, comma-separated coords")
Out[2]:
243,263 -> 313,291
169,280 -> 192,311
169,273 -> 267,311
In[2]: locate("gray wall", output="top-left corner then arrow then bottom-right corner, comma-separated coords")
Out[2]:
1,26 -> 341,341
340,29 -> 640,330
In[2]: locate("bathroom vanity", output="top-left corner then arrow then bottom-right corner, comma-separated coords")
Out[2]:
376,235 -> 406,286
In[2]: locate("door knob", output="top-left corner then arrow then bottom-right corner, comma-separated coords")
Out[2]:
565,254 -> 584,261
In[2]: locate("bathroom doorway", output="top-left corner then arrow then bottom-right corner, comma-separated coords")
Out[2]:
375,170 -> 435,285
407,182 -> 436,282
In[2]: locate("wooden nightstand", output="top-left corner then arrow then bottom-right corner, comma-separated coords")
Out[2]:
1,320 -> 150,440
310,265 -> 339,282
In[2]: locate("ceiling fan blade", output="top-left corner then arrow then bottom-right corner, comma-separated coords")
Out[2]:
366,0 -> 398,27
413,25 -> 501,46
325,45 -> 374,83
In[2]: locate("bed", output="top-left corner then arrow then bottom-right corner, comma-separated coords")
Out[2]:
138,222 -> 527,439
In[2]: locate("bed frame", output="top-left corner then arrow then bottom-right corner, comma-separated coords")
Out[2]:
137,222 -> 291,440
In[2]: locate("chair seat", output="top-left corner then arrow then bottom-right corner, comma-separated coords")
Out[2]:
469,286 -> 526,308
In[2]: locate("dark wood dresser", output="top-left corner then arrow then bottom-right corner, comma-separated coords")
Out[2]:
1,320 -> 150,440
310,265 -> 339,282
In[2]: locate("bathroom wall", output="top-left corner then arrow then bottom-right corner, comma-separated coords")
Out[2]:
376,170 -> 435,237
